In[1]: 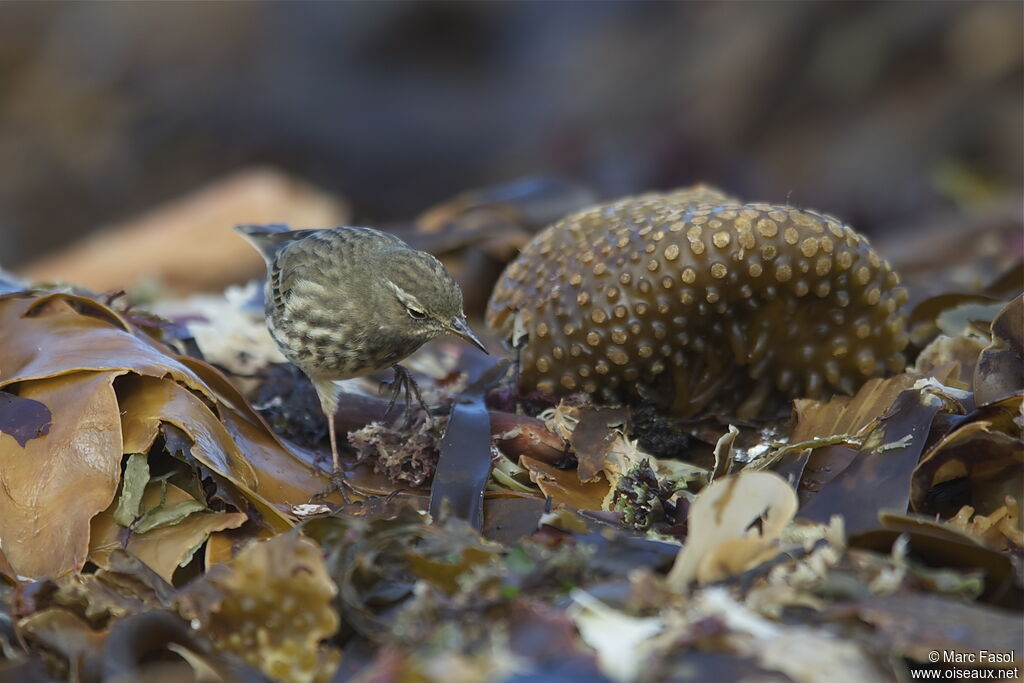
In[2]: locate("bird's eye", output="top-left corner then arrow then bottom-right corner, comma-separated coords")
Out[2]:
407,307 -> 427,320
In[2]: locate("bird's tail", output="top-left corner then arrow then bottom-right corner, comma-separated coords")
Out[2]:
234,224 -> 302,262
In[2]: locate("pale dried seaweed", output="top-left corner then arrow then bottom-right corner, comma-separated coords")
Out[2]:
175,533 -> 339,683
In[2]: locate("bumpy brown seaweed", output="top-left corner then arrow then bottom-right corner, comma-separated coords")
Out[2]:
487,186 -> 909,417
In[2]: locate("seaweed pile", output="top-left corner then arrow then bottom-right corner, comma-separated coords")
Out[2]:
0,178 -> 1021,682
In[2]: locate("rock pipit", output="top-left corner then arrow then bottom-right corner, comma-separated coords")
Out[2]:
236,224 -> 486,496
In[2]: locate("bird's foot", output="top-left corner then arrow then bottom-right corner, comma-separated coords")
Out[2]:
311,469 -> 352,505
381,364 -> 431,427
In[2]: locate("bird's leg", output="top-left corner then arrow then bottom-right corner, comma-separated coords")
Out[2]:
311,377 -> 352,504
326,411 -> 347,496
381,364 -> 430,426
381,377 -> 401,419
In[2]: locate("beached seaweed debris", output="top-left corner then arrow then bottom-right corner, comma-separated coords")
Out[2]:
251,363 -> 328,450
611,459 -> 682,531
348,416 -> 444,488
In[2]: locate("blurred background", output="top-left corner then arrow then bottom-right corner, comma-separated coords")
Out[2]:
0,1 -> 1021,283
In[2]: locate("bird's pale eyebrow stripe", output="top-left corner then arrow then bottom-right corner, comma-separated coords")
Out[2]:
386,280 -> 426,310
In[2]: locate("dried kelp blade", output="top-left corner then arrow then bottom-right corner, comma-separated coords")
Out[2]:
430,359 -> 509,528
797,386 -> 945,532
908,292 -> 1002,347
0,294 -> 208,395
215,397 -> 348,510
90,480 -> 246,583
773,369 -> 954,517
849,522 -> 1023,608
773,372 -> 927,489
117,374 -> 258,490
974,295 -> 1024,405
2,293 -> 344,516
0,288 -> 355,584
570,406 -> 630,484
521,455 -> 610,511
0,371 -> 125,579
479,496 -> 548,545
910,392 -> 1024,516
115,374 -> 301,532
137,372 -> 347,512
491,410 -> 567,465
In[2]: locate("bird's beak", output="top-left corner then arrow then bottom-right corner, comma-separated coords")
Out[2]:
447,316 -> 488,354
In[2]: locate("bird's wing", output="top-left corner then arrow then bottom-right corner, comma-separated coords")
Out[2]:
268,239 -> 309,322
269,232 -> 343,321
268,227 -> 409,320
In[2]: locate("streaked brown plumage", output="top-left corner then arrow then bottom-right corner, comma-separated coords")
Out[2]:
236,224 -> 486,491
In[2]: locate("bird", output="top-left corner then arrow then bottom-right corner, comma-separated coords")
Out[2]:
235,224 -> 487,497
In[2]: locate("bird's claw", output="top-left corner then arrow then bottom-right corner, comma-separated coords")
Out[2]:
311,469 -> 352,505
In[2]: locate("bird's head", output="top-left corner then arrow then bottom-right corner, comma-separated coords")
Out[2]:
379,248 -> 487,353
